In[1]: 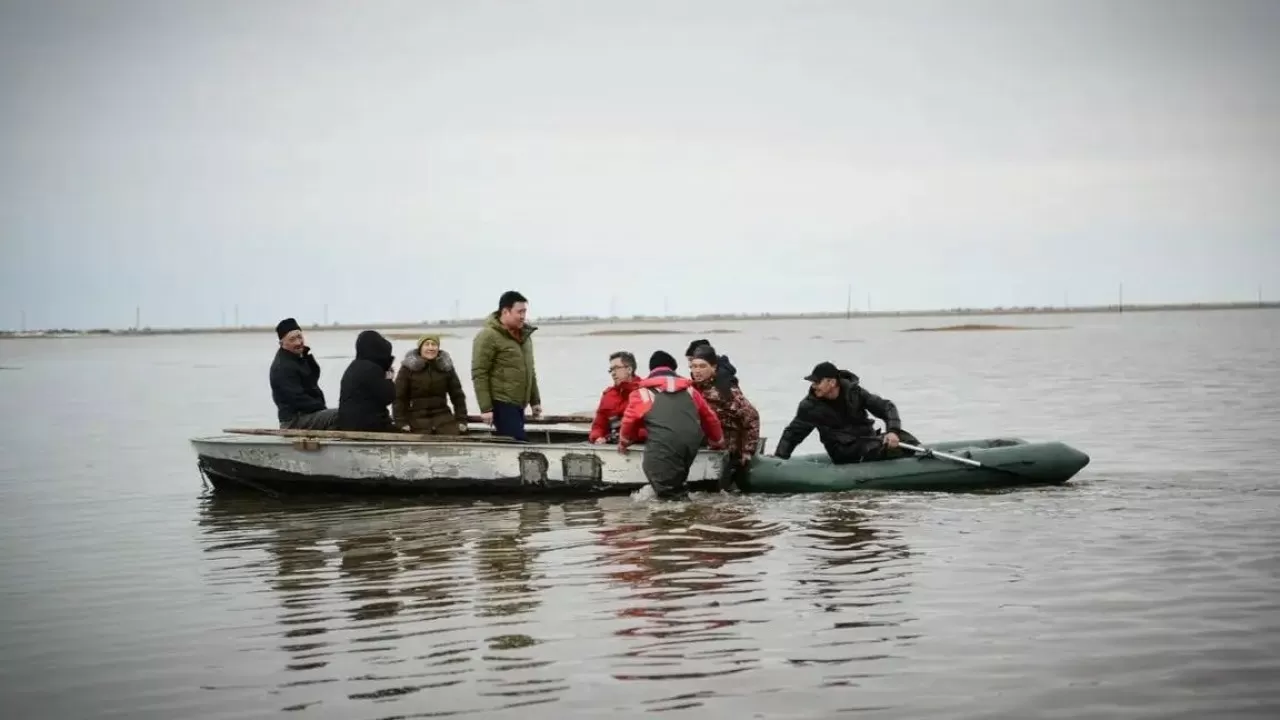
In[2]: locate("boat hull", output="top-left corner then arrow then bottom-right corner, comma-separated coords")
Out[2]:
743,438 -> 1091,493
192,434 -> 730,496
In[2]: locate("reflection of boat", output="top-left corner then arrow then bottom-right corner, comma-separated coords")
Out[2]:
746,438 -> 1090,493
192,424 -> 760,496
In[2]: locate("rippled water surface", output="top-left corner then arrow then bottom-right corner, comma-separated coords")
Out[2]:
2,310 -> 1279,719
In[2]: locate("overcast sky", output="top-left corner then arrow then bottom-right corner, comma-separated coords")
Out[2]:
1,0 -> 1277,330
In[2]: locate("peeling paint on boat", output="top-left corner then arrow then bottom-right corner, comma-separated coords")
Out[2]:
190,434 -> 730,488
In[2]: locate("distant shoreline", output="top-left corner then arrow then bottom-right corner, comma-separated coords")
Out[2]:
3,300 -> 1276,339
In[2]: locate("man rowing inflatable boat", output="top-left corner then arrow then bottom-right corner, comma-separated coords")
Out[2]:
772,361 -> 921,464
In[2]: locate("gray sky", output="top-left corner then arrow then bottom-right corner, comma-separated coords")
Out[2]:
2,0 -> 1277,330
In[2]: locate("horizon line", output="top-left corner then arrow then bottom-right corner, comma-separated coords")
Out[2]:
3,299 -> 1277,338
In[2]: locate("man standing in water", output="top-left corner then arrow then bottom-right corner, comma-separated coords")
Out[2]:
471,290 -> 542,441
269,317 -> 338,429
618,351 -> 725,500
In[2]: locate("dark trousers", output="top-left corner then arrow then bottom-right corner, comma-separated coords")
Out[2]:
831,429 -> 921,465
491,401 -> 527,441
642,444 -> 698,500
281,408 -> 338,430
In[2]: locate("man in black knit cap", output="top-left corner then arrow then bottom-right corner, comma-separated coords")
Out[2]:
269,317 -> 338,429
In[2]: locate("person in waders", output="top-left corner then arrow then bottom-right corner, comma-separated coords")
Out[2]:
618,351 -> 725,500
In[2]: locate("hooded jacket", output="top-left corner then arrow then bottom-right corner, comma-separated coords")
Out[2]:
337,330 -> 397,432
393,347 -> 468,427
773,369 -> 903,460
470,312 -> 541,412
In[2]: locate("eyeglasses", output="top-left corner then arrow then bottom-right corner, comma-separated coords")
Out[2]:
608,365 -> 627,373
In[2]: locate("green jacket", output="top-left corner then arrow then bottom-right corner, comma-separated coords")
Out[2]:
470,312 -> 541,412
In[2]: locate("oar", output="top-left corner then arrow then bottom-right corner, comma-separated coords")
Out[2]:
898,442 -> 1025,477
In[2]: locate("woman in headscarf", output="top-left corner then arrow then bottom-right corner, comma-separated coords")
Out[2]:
688,343 -> 761,488
393,334 -> 469,435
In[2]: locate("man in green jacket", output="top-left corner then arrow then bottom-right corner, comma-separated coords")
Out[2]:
471,290 -> 542,440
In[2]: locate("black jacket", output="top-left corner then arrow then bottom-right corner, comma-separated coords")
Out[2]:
337,331 -> 397,432
774,369 -> 902,460
269,347 -> 327,423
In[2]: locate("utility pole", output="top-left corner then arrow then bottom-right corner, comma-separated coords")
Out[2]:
135,305 -> 140,330
846,284 -> 852,319
453,299 -> 460,321
1118,282 -> 1124,314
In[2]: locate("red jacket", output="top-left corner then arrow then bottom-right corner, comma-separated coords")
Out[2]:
589,379 -> 643,442
618,368 -> 724,447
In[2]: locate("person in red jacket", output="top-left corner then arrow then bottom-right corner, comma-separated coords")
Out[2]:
589,351 -> 644,444
618,351 -> 725,500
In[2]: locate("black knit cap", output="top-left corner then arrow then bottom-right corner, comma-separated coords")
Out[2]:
649,350 -> 678,371
276,317 -> 301,339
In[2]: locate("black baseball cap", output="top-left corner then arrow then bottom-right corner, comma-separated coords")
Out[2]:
804,361 -> 840,382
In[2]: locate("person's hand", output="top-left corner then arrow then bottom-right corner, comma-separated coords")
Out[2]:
739,452 -> 752,467
617,442 -> 630,455
531,405 -> 543,419
592,436 -> 607,445
883,432 -> 900,449
401,425 -> 411,432
385,369 -> 395,380
481,411 -> 494,425
457,422 -> 468,434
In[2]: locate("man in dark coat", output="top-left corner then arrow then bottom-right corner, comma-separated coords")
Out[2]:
772,361 -> 920,464
618,351 -> 725,500
269,317 -> 338,429
336,330 -> 398,432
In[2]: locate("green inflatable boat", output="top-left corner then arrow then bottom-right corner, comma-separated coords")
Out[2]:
742,438 -> 1090,493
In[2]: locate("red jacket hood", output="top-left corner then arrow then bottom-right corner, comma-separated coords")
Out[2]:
638,368 -> 692,392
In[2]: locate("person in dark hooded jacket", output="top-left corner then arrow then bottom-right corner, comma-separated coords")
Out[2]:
336,330 -> 398,432
773,361 -> 920,464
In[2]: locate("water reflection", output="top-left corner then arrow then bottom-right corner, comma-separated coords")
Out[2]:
473,502 -> 549,619
595,501 -> 784,705
196,494 -> 918,717
785,500 -> 916,680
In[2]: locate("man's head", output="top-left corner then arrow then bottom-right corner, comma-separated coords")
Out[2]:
608,350 -> 637,385
276,317 -> 305,355
685,338 -> 710,368
497,290 -> 528,330
688,344 -> 718,384
804,361 -> 842,399
648,350 -> 678,372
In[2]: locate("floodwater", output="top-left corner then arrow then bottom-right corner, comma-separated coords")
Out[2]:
2,309 -> 1278,719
